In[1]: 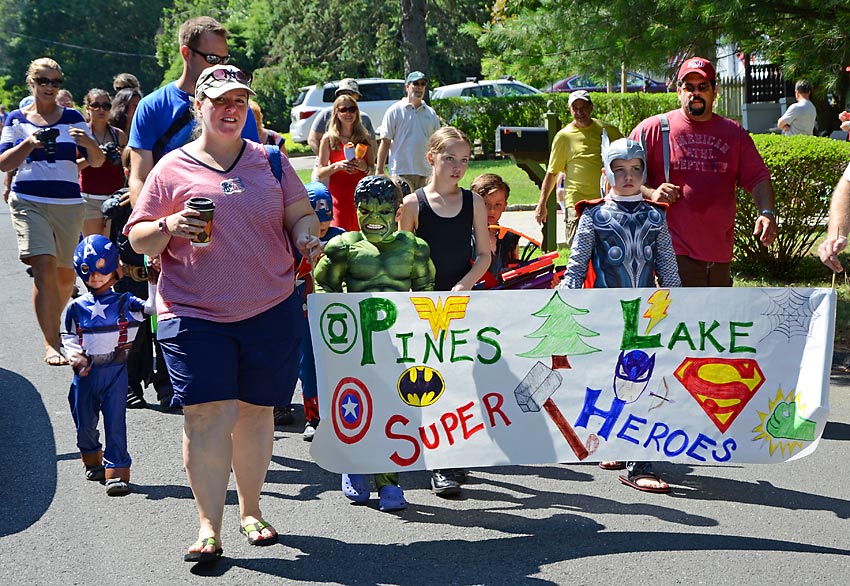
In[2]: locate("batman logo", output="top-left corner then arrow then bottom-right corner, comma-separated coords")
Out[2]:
397,366 -> 446,407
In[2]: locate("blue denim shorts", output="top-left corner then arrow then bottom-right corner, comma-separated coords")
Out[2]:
157,293 -> 304,407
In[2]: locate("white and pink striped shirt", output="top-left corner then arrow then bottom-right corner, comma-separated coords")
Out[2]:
125,140 -> 308,323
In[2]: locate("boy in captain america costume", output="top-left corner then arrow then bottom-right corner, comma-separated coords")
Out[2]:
314,175 -> 435,511
560,132 -> 680,493
62,235 -> 152,496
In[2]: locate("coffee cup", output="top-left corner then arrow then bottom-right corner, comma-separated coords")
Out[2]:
344,142 -> 356,161
185,197 -> 215,247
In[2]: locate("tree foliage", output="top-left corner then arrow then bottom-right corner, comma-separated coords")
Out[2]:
150,0 -> 489,128
473,0 -> 850,107
0,0 -> 169,105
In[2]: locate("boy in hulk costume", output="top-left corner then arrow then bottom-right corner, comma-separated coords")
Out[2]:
314,175 -> 435,511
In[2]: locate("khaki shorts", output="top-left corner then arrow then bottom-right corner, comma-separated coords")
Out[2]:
9,194 -> 84,268
398,174 -> 430,192
564,205 -> 579,246
81,193 -> 109,222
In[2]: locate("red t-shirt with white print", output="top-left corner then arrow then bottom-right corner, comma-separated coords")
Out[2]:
631,109 -> 771,263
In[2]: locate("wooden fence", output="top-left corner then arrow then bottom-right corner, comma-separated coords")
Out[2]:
717,76 -> 745,123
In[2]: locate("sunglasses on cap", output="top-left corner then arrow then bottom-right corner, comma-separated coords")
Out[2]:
338,106 -> 358,114
198,67 -> 252,89
87,102 -> 111,111
34,77 -> 63,88
189,46 -> 231,66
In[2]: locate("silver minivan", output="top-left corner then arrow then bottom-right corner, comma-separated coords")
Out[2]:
289,78 -> 406,143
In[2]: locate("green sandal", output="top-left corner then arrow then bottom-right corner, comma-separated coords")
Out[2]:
240,521 -> 278,546
184,537 -> 223,563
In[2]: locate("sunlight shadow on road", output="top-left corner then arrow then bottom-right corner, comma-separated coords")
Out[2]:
0,368 -> 56,537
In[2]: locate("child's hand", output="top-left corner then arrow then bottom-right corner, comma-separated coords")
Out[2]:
839,111 -> 850,122
68,351 -> 91,376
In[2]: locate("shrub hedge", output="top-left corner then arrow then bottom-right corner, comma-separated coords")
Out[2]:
735,134 -> 850,277
432,92 -> 680,153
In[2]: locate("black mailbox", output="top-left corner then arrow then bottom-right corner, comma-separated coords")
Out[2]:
495,126 -> 550,161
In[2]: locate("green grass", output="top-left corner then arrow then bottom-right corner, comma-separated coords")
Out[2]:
283,133 -> 312,156
293,157 -> 542,204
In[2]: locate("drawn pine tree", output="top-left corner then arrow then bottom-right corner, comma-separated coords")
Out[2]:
518,292 -> 601,369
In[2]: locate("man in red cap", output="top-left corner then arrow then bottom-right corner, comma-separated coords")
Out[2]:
630,56 -> 778,288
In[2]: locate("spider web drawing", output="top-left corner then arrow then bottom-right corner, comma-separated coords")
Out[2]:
760,289 -> 815,342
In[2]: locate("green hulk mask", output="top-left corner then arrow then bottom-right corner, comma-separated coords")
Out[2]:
355,175 -> 399,245
314,176 -> 435,293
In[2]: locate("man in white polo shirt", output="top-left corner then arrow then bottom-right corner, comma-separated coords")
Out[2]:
377,71 -> 441,191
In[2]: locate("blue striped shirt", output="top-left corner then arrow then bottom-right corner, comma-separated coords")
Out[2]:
1,108 -> 92,205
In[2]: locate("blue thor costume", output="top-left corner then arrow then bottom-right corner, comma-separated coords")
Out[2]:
560,132 -> 680,493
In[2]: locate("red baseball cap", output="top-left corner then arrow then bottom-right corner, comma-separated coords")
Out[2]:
677,57 -> 716,83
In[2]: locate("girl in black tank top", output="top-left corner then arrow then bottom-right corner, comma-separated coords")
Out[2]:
399,127 -> 491,291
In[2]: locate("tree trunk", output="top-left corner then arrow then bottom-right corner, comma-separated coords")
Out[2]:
400,0 -> 429,76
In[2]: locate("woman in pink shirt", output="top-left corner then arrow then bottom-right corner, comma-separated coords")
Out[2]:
126,65 -> 320,564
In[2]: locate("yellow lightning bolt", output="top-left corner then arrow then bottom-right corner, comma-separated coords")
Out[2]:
410,296 -> 470,338
643,289 -> 672,334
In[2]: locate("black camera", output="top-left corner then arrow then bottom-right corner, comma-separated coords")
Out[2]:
100,142 -> 122,166
35,128 -> 60,156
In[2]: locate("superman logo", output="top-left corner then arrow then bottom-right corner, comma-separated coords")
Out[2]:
674,357 -> 765,433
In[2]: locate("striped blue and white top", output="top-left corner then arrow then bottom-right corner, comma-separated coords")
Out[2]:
1,108 -> 93,205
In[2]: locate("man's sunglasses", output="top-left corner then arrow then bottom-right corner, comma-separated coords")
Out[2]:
34,77 -> 63,88
88,102 -> 111,111
338,106 -> 358,114
200,67 -> 252,85
188,46 -> 231,66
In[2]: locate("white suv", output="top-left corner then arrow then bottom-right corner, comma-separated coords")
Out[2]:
431,77 -> 541,99
289,78 -> 406,143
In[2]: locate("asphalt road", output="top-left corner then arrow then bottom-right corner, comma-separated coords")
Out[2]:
0,178 -> 848,585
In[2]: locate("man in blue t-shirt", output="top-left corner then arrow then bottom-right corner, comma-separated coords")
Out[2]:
128,15 -> 259,206
125,16 -> 259,411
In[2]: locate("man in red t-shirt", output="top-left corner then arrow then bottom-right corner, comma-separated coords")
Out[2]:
630,56 -> 778,286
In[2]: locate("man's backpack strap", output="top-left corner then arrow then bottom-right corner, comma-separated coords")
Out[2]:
152,107 -> 194,163
658,113 -> 670,183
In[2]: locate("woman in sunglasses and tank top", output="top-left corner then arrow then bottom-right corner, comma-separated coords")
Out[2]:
315,94 -> 377,231
79,88 -> 128,237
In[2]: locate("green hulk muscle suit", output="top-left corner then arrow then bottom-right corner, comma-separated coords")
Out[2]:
313,175 -> 435,512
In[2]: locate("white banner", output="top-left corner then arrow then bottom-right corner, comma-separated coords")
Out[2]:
308,288 -> 835,473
